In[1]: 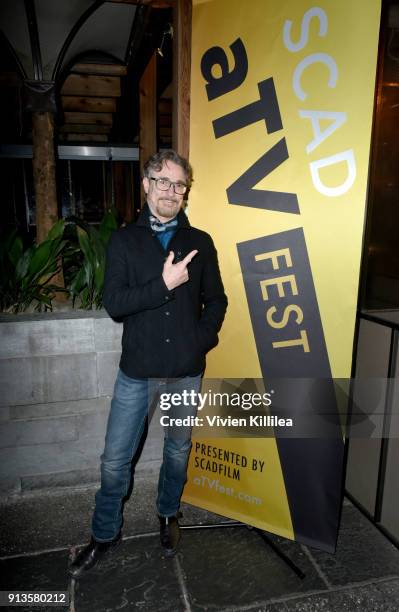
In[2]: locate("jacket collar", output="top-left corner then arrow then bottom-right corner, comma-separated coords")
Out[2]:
136,202 -> 191,229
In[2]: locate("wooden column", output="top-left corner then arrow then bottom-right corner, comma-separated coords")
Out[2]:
31,110 -> 65,297
139,51 -> 157,183
113,161 -> 134,224
32,111 -> 58,243
172,0 -> 192,159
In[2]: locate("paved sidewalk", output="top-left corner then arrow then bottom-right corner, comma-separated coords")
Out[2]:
1,475 -> 399,611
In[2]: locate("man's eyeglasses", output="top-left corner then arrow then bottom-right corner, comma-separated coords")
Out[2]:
149,177 -> 187,195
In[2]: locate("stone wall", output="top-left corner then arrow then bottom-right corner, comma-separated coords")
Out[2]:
0,311 -> 162,497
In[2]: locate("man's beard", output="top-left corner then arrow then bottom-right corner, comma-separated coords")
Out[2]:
156,197 -> 179,218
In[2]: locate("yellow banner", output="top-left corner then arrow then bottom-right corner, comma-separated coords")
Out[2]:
183,0 -> 381,550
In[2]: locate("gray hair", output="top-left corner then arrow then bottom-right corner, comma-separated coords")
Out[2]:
143,150 -> 193,186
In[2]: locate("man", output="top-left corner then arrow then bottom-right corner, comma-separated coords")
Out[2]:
69,150 -> 227,578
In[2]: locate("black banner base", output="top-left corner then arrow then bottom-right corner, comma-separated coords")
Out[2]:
180,520 -> 306,580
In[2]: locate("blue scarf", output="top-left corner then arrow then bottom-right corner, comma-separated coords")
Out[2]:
149,214 -> 178,250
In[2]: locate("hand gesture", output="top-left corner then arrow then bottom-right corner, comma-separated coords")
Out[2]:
162,250 -> 198,290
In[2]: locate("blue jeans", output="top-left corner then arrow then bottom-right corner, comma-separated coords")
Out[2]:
92,369 -> 201,542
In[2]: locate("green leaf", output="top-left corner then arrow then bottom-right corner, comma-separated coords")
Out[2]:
94,261 -> 104,293
49,238 -> 67,261
99,210 -> 118,245
40,295 -> 52,306
81,286 -> 90,308
69,265 -> 86,295
28,241 -> 53,278
88,226 -> 105,261
15,247 -> 34,281
82,258 -> 92,287
8,235 -> 23,268
70,216 -> 90,234
46,219 -> 65,241
77,227 -> 96,269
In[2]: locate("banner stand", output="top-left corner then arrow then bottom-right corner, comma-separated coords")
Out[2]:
180,519 -> 306,580
188,0 -> 381,553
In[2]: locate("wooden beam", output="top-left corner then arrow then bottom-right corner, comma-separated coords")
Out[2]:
60,124 -> 111,134
61,74 -> 121,97
172,0 -> 192,159
64,112 -> 113,125
159,113 -> 171,127
60,133 -> 108,142
71,63 -> 128,76
32,112 -> 59,242
160,127 -> 172,137
159,98 -> 172,114
62,96 -> 117,113
32,111 -> 65,296
139,52 -> 157,182
113,161 -> 134,223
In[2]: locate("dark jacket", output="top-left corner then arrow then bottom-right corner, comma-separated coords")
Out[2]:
103,204 -> 228,378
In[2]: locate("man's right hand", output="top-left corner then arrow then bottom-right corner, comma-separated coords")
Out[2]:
162,250 -> 198,291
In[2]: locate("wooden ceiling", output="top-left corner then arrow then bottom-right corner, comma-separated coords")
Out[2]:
60,62 -> 127,142
0,0 -> 176,146
59,59 -> 172,146
57,1 -> 175,145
